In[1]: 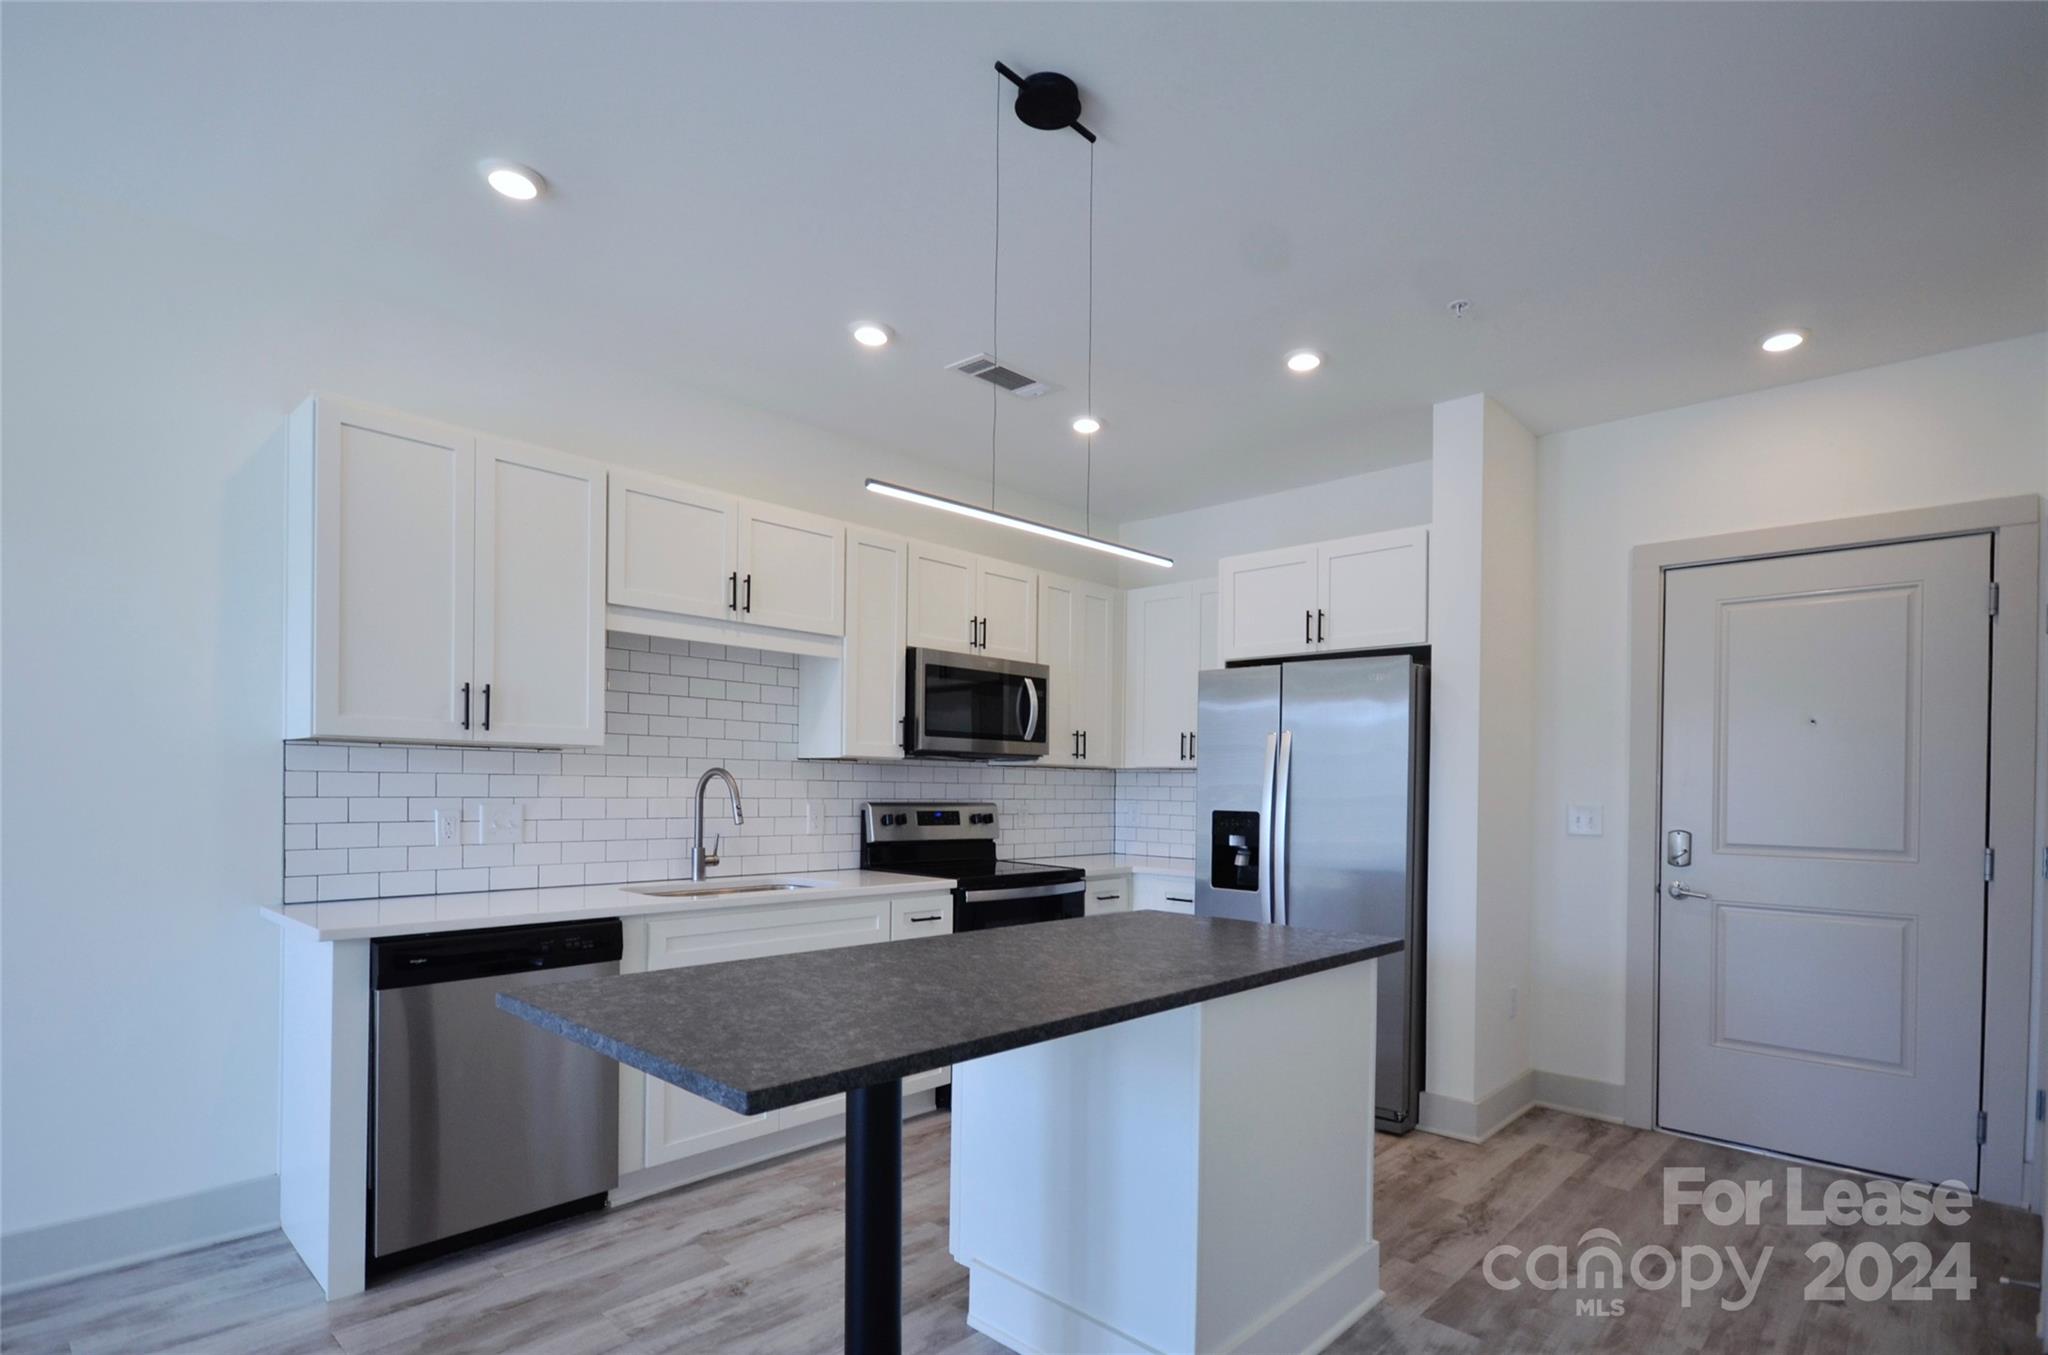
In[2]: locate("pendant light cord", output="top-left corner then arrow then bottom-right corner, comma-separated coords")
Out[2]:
990,70 -> 1002,513
1085,137 -> 1095,538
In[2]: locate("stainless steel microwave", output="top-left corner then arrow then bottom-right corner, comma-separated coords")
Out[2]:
905,648 -> 1049,760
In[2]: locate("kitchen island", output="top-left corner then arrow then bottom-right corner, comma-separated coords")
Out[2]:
501,910 -> 1400,1355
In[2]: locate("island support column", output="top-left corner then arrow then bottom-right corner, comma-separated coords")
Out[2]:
845,1078 -> 903,1354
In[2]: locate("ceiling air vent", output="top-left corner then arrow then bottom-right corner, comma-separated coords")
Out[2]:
947,353 -> 1052,399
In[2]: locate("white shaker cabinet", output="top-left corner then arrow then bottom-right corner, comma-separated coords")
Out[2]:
905,541 -> 1037,661
284,396 -> 606,747
1215,526 -> 1428,662
797,527 -> 908,760
1038,574 -> 1120,767
473,438 -> 607,746
608,468 -> 846,639
1123,579 -> 1214,768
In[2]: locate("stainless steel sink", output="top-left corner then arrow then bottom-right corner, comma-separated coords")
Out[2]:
625,881 -> 822,899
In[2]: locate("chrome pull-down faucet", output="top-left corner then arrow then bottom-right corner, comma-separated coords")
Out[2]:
690,767 -> 745,881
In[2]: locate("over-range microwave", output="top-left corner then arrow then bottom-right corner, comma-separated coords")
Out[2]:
904,648 -> 1049,760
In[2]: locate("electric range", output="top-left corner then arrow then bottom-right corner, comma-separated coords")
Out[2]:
859,801 -> 1086,930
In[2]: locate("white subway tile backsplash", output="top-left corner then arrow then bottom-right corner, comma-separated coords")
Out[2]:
281,631 -> 1192,901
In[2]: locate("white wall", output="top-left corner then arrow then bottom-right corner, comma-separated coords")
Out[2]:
1115,456 -> 1431,584
1529,332 -> 2048,1090
0,182 -> 1124,1257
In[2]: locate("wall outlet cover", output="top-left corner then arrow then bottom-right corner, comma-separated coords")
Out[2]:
432,808 -> 461,849
1567,803 -> 1604,837
478,800 -> 525,846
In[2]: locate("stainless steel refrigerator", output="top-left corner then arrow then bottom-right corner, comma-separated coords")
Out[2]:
1196,655 -> 1427,1133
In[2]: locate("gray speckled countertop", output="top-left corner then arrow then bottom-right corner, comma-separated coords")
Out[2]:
498,912 -> 1401,1114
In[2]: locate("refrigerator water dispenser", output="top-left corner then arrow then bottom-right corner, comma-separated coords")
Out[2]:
1209,810 -> 1261,890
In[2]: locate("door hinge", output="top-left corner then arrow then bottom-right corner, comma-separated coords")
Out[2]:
1984,847 -> 1995,883
1977,1110 -> 1989,1145
1987,580 -> 1999,617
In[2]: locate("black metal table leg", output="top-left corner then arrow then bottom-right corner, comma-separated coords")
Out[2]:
845,1078 -> 902,1355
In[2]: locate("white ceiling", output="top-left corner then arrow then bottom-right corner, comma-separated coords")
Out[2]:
7,3 -> 2043,520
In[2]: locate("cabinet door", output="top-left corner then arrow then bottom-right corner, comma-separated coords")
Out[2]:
1125,583 -> 1193,767
473,439 -> 606,747
1086,875 -> 1132,915
1191,578 -> 1218,765
1037,576 -> 1080,765
607,469 -> 738,620
738,500 -> 845,636
906,540 -> 979,651
1218,545 -> 1318,661
1076,584 -> 1119,767
1136,874 -> 1197,914
975,559 -> 1038,661
642,899 -> 889,1164
1317,526 -> 1428,650
840,528 -> 907,760
312,402 -> 474,741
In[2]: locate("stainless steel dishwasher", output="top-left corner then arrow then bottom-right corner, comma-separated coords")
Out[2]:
370,919 -> 621,1270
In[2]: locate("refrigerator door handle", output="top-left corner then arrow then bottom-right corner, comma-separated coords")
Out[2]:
1257,731 -> 1279,923
1272,729 -> 1294,926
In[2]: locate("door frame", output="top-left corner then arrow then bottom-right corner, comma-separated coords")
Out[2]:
1624,495 -> 2040,1206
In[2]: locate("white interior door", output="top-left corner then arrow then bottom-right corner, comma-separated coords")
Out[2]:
737,500 -> 844,636
313,404 -> 474,742
975,559 -> 1038,661
607,470 -> 738,619
473,440 -> 605,747
906,541 -> 978,651
1657,534 -> 1991,1186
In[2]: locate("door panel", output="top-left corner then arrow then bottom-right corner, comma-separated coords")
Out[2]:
314,406 -> 473,741
1277,656 -> 1420,1127
976,560 -> 1038,661
1318,527 -> 1428,650
1077,585 -> 1118,765
1194,666 -> 1280,923
739,502 -> 844,636
1038,577 -> 1079,765
607,470 -> 737,619
1219,546 -> 1317,661
907,542 -> 977,651
1126,584 -> 1193,766
840,529 -> 906,760
473,440 -> 605,747
1658,535 -> 1990,1186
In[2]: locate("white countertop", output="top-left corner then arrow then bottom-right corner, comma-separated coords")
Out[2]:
1057,854 -> 1198,879
262,869 -> 954,942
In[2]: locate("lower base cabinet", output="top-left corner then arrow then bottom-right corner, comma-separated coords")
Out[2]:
1135,873 -> 1197,915
626,892 -> 954,1174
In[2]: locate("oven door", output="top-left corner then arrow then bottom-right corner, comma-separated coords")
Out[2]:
954,882 -> 1087,931
907,649 -> 1050,759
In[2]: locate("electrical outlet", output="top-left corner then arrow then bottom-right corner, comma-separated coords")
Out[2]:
804,799 -> 821,835
1567,803 -> 1604,837
478,800 -> 525,846
432,808 -> 461,849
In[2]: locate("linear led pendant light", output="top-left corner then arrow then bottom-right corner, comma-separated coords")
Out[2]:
866,62 -> 1172,570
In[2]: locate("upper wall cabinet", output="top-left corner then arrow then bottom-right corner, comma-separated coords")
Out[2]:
1123,578 -> 1216,768
284,397 -> 606,747
1216,526 -> 1428,662
906,541 -> 1037,662
797,527 -> 908,761
1038,575 -> 1120,767
607,468 -> 845,639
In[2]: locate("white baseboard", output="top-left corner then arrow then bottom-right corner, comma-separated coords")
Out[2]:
1417,1070 -> 1627,1143
1,1176 -> 279,1296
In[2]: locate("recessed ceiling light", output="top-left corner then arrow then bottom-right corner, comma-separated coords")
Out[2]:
850,322 -> 892,348
1761,330 -> 1807,353
480,160 -> 544,201
1071,415 -> 1101,436
1286,349 -> 1323,374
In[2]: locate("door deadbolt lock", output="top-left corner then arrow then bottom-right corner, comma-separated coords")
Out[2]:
1666,829 -> 1692,868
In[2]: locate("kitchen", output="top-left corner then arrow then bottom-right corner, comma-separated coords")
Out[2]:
4,5 -> 2047,1354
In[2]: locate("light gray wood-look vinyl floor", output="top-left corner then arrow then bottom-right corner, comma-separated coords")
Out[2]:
3,1108 -> 2037,1353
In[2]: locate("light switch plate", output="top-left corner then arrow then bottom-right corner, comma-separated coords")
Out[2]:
478,799 -> 525,846
1567,803 -> 1604,837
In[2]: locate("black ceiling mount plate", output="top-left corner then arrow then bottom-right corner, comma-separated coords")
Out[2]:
995,62 -> 1096,142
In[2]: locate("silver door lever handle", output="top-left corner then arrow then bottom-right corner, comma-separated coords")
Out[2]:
1667,881 -> 1712,900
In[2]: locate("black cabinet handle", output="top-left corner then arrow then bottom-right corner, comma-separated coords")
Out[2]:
1189,731 -> 1196,759
1317,609 -> 1325,642
461,682 -> 471,730
1081,729 -> 1088,759
728,572 -> 738,610
742,574 -> 752,613
908,913 -> 942,924
1305,610 -> 1312,643
970,615 -> 979,647
979,617 -> 988,649
481,683 -> 491,732
1179,732 -> 1187,760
